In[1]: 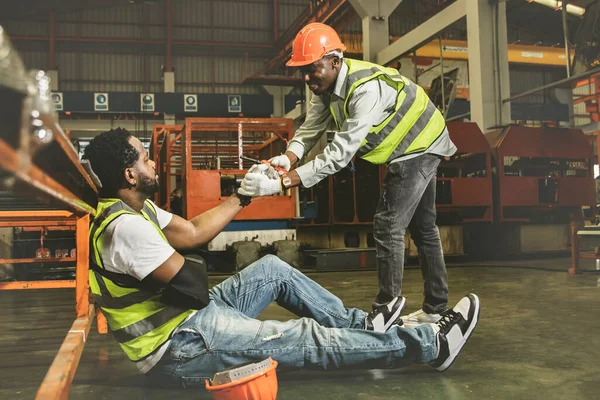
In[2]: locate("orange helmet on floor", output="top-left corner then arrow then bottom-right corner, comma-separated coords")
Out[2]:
206,358 -> 279,400
286,22 -> 346,67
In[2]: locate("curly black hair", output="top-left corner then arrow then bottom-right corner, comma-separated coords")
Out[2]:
83,128 -> 139,196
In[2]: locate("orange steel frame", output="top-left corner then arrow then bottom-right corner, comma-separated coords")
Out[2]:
0,210 -> 81,291
152,124 -> 184,210
181,118 -> 296,220
152,124 -> 183,174
0,114 -> 105,398
574,74 -> 600,123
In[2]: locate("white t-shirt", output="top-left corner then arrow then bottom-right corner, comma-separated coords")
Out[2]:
99,200 -> 194,374
100,200 -> 175,279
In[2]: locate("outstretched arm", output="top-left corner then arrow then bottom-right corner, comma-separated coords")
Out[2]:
284,95 -> 332,165
285,81 -> 386,189
162,194 -> 244,249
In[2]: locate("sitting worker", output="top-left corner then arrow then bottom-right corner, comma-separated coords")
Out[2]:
83,128 -> 480,387
267,23 -> 456,329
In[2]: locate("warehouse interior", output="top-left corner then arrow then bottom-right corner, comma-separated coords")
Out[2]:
1,0 -> 600,399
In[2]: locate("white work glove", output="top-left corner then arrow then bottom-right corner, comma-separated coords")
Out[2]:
268,154 -> 291,172
238,170 -> 281,197
247,163 -> 279,179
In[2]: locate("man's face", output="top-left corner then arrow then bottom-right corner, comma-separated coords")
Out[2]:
129,136 -> 159,197
299,56 -> 340,96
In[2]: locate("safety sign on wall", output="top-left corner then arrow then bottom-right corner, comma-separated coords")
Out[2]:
228,95 -> 242,113
184,94 -> 197,112
94,93 -> 109,111
52,92 -> 63,111
141,93 -> 155,112
441,45 -> 467,53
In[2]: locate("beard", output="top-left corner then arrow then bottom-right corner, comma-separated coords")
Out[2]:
138,173 -> 160,197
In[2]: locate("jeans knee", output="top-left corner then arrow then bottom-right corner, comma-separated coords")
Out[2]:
374,222 -> 406,244
262,254 -> 292,279
421,225 -> 441,241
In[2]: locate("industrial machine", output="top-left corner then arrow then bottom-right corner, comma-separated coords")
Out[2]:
486,125 -> 594,223
296,122 -> 597,260
479,125 -> 596,254
297,121 -> 494,261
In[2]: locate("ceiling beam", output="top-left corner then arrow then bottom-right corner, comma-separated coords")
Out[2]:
377,0 -> 466,65
1,0 -> 133,19
243,0 -> 349,83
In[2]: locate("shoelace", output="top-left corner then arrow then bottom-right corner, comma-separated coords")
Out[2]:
436,310 -> 460,334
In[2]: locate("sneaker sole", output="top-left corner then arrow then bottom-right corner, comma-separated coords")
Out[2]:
383,297 -> 406,332
436,294 -> 480,372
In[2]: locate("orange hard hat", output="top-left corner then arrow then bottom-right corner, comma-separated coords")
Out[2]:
206,358 -> 278,400
286,22 -> 346,67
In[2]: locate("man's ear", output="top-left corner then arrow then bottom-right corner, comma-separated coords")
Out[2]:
332,56 -> 341,68
124,167 -> 137,186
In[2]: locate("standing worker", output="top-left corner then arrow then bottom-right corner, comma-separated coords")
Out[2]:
266,23 -> 457,331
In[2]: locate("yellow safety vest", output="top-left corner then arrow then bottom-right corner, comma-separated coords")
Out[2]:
89,198 -> 194,362
329,59 -> 446,164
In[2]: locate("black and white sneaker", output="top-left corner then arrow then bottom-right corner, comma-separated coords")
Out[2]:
430,294 -> 480,372
364,296 -> 406,332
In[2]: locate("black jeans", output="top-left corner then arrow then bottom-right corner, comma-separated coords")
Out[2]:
373,154 -> 448,314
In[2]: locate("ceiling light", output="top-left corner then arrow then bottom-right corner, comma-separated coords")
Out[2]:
528,0 -> 586,17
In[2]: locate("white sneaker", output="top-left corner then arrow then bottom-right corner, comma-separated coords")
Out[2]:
364,296 -> 406,332
400,309 -> 444,328
429,294 -> 480,372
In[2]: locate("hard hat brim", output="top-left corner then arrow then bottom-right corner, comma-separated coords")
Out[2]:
285,58 -> 316,67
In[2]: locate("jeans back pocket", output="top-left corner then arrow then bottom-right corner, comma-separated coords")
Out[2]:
418,154 -> 441,179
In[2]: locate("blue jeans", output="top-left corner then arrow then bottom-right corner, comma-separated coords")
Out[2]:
147,255 -> 437,388
374,154 -> 449,314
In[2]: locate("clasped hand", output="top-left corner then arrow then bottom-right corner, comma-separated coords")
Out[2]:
238,164 -> 282,197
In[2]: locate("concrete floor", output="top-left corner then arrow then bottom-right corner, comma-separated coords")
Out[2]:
1,259 -> 599,400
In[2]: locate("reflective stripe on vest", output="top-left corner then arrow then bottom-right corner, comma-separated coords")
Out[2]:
330,59 -> 446,165
89,198 -> 194,362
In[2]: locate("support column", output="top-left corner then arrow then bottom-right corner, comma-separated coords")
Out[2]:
47,70 -> 59,91
48,9 -> 58,91
263,85 -> 293,117
164,72 -> 175,125
164,72 -> 175,92
467,0 -> 510,132
164,0 -> 175,126
165,0 -> 173,74
273,0 -> 279,42
349,0 -> 403,62
163,71 -> 177,193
